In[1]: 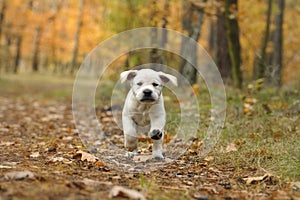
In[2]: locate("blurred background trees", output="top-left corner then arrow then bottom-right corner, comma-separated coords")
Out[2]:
0,0 -> 299,88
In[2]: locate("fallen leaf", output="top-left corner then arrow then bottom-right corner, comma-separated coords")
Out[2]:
0,165 -> 13,169
0,141 -> 15,146
109,186 -> 146,200
47,146 -> 57,152
133,155 -> 152,162
75,150 -> 98,162
81,178 -> 112,186
30,152 -> 40,158
243,96 -> 257,115
4,170 -> 34,180
111,176 -> 121,180
94,160 -> 106,166
24,152 -> 31,157
192,84 -> 199,95
183,180 -> 194,186
41,114 -> 63,122
220,143 -> 237,153
49,156 -> 65,162
244,97 -> 257,104
203,156 -> 214,162
0,162 -> 18,169
102,117 -> 113,122
241,173 -> 276,185
290,182 -> 300,192
62,136 -> 73,141
193,194 -> 208,200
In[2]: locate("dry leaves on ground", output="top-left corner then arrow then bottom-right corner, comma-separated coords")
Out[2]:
109,186 -> 146,200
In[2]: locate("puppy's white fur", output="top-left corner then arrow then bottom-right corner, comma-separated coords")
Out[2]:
120,69 -> 177,159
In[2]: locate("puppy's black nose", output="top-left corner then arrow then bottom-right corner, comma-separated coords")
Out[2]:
143,89 -> 152,96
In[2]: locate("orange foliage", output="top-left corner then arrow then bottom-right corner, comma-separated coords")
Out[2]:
1,0 -> 300,83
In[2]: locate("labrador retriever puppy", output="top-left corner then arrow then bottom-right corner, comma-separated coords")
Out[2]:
120,69 -> 177,160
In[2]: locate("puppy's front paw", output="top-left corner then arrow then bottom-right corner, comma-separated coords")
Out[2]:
152,152 -> 164,161
153,156 -> 164,161
150,129 -> 163,140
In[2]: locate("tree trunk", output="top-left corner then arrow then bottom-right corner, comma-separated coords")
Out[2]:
149,28 -> 160,64
267,0 -> 284,87
70,0 -> 84,74
149,0 -> 169,67
179,0 -> 194,83
0,0 -> 7,41
14,35 -> 22,73
149,0 -> 161,65
160,0 -> 169,49
224,0 -> 242,88
216,4 -> 232,81
208,18 -> 217,56
179,0 -> 207,85
4,28 -> 12,72
253,0 -> 272,80
32,27 -> 42,72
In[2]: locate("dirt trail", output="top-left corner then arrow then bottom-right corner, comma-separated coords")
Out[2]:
0,96 -> 298,200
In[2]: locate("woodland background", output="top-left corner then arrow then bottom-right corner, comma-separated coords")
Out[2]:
1,1 -> 300,199
0,0 -> 299,88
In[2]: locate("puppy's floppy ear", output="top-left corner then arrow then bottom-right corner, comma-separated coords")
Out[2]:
158,72 -> 178,86
120,70 -> 138,83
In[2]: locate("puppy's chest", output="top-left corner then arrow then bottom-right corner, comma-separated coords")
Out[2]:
131,108 -> 151,126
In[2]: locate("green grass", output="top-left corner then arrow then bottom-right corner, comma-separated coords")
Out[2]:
1,73 -> 299,182
211,88 -> 300,182
0,73 -> 74,100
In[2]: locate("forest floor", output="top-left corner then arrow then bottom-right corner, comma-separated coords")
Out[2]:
0,74 -> 300,200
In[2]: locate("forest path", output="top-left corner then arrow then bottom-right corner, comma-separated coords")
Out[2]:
0,75 -> 299,199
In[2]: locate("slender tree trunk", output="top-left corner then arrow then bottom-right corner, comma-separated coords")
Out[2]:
149,0 -> 169,67
253,0 -> 272,80
4,29 -> 12,72
268,0 -> 284,87
70,0 -> 84,74
224,0 -> 242,88
160,0 -> 169,49
14,35 -> 22,73
149,28 -> 160,63
208,18 -> 217,56
179,0 -> 194,80
32,27 -> 42,72
0,0 -> 6,41
149,0 -> 161,65
179,0 -> 207,85
216,3 -> 232,81
46,1 -> 63,73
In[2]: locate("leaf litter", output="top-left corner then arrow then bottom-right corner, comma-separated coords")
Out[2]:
0,94 -> 299,199
3,171 -> 35,181
109,186 -> 146,200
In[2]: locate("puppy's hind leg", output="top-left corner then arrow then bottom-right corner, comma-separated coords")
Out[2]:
124,134 -> 138,158
124,134 -> 138,152
123,116 -> 138,158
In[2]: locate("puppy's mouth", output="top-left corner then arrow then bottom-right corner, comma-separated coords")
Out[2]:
140,97 -> 156,102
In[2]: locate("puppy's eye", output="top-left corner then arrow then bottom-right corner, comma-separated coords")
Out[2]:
152,83 -> 159,87
137,82 -> 143,86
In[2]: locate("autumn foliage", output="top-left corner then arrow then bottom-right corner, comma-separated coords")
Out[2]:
0,0 -> 299,86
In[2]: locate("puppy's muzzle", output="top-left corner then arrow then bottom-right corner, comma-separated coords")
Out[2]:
141,89 -> 155,102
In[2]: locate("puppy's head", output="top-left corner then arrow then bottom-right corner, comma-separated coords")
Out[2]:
120,69 -> 177,103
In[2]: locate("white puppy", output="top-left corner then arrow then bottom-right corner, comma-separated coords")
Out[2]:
120,69 -> 177,160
